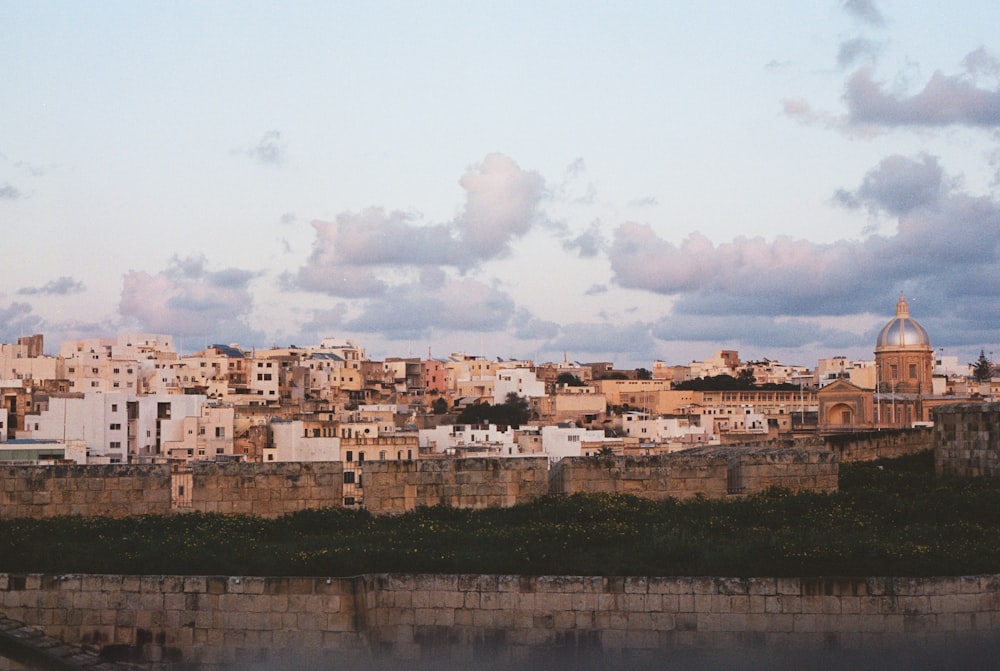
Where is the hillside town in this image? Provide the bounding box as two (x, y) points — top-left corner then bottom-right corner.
(0, 296), (991, 491)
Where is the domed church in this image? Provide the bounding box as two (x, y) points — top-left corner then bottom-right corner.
(818, 293), (940, 432)
(874, 293), (934, 394)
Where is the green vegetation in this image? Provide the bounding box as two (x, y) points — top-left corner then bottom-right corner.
(455, 392), (530, 427)
(673, 373), (798, 391)
(2, 451), (999, 577)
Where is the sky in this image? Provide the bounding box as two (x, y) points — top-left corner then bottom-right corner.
(2, 1), (1000, 369)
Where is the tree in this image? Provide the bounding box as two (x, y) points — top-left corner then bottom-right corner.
(456, 393), (531, 427)
(737, 367), (757, 388)
(972, 350), (993, 382)
(556, 372), (586, 387)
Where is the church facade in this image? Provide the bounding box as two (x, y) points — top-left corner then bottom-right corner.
(818, 294), (948, 432)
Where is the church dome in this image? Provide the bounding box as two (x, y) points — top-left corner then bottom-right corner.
(876, 293), (931, 349)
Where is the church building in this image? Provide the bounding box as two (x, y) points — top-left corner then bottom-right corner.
(818, 293), (949, 432)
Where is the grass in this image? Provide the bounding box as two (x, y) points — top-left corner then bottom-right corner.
(2, 450), (998, 577)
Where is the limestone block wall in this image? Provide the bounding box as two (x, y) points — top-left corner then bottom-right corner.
(190, 461), (344, 516)
(0, 465), (172, 518)
(734, 447), (838, 494)
(550, 454), (692, 499)
(0, 573), (366, 668)
(825, 428), (934, 462)
(934, 403), (1000, 477)
(2, 572), (999, 668)
(549, 448), (837, 500)
(362, 457), (550, 515)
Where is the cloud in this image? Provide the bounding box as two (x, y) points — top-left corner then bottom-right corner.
(340, 277), (517, 340)
(782, 98), (841, 130)
(0, 184), (21, 199)
(651, 314), (861, 351)
(962, 47), (1000, 81)
(0, 302), (43, 342)
(542, 321), (657, 357)
(844, 65), (1000, 128)
(841, 0), (885, 27)
(562, 221), (606, 258)
(242, 130), (286, 165)
(608, 153), (1000, 339)
(119, 255), (262, 340)
(510, 308), (560, 340)
(452, 153), (546, 259)
(832, 154), (946, 215)
(291, 153), (547, 296)
(837, 38), (881, 69)
(18, 276), (85, 296)
(292, 209), (454, 297)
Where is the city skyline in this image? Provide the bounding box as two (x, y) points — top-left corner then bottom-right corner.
(2, 2), (1000, 368)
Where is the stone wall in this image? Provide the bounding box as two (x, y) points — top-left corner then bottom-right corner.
(824, 427), (934, 462)
(0, 465), (172, 518)
(2, 572), (999, 669)
(934, 403), (1000, 477)
(190, 461), (343, 516)
(362, 457), (550, 514)
(549, 448), (837, 500)
(0, 462), (344, 519)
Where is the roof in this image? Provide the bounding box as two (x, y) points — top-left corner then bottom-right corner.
(209, 344), (246, 358)
(876, 294), (931, 349)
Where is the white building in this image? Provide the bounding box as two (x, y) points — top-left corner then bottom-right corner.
(493, 367), (546, 404)
(419, 423), (520, 456)
(539, 424), (617, 461)
(18, 392), (208, 463)
(265, 419), (341, 462)
(620, 411), (719, 448)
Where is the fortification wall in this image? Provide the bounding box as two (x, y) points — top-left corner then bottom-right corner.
(190, 461), (343, 516)
(824, 428), (934, 462)
(2, 572), (998, 669)
(363, 457), (550, 514)
(934, 403), (1000, 477)
(0, 465), (172, 518)
(0, 428), (942, 521)
(549, 448), (837, 500)
(0, 462), (344, 519)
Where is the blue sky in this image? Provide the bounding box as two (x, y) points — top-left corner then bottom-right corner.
(2, 1), (1000, 368)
